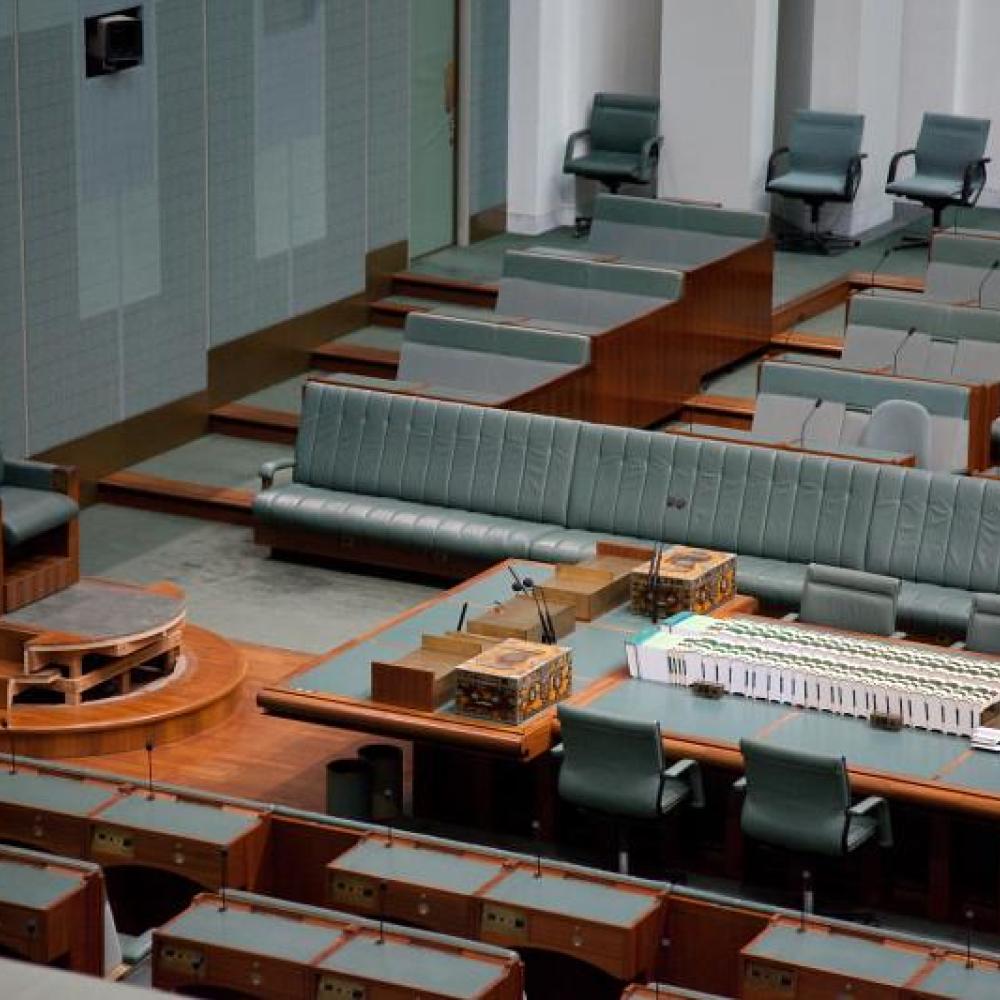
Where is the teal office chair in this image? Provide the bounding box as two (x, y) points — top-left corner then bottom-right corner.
(737, 739), (892, 858)
(766, 110), (866, 255)
(564, 93), (662, 236)
(886, 113), (991, 246)
(958, 593), (1000, 655)
(794, 563), (902, 637)
(554, 703), (703, 873)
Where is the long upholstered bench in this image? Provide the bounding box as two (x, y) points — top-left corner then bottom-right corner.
(254, 381), (1000, 636)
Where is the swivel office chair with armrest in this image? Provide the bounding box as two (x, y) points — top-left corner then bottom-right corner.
(564, 93), (662, 237)
(792, 563), (902, 638)
(554, 703), (703, 873)
(766, 110), (866, 255)
(737, 739), (892, 858)
(886, 113), (991, 247)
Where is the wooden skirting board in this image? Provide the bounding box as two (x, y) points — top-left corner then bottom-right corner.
(97, 472), (254, 526)
(208, 403), (299, 444)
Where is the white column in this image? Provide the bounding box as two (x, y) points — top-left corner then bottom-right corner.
(658, 0), (779, 211)
(808, 0), (904, 234)
(506, 0), (662, 234)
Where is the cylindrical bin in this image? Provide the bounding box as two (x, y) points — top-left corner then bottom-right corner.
(358, 743), (404, 821)
(325, 757), (372, 820)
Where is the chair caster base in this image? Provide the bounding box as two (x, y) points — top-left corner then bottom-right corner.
(894, 233), (931, 251)
(776, 231), (860, 256)
(574, 216), (592, 238)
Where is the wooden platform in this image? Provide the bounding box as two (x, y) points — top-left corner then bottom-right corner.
(2, 622), (247, 758)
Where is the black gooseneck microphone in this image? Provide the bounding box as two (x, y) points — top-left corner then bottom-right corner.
(965, 906), (975, 969)
(868, 246), (897, 294)
(977, 259), (1000, 308)
(791, 399), (823, 448)
(890, 325), (918, 375)
(218, 848), (228, 912)
(145, 740), (155, 801)
(509, 567), (554, 644)
(525, 578), (557, 644)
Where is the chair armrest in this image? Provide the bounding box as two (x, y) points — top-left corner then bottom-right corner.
(663, 758), (704, 808)
(962, 157), (991, 203)
(550, 743), (564, 761)
(733, 776), (747, 793)
(849, 795), (893, 848)
(260, 457), (295, 490)
(766, 146), (789, 184)
(640, 134), (663, 165)
(887, 148), (915, 184)
(890, 630), (907, 640)
(563, 129), (591, 171)
(845, 152), (867, 199)
(3, 458), (76, 496)
(950, 640), (966, 650)
(781, 611), (799, 622)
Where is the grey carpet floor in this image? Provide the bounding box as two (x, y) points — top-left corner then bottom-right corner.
(80, 505), (440, 654)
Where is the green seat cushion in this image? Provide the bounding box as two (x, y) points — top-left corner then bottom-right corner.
(0, 485), (78, 547)
(897, 581), (974, 635)
(734, 556), (809, 607)
(886, 175), (964, 199)
(768, 169), (848, 197)
(565, 150), (650, 181)
(255, 485), (556, 561)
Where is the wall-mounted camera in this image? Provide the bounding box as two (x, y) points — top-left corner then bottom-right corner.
(85, 6), (143, 78)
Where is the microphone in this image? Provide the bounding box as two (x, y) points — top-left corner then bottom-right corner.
(868, 246), (897, 294)
(218, 848), (228, 911)
(2, 719), (15, 775)
(455, 601), (468, 632)
(965, 906), (975, 969)
(145, 740), (155, 801)
(799, 869), (812, 932)
(890, 326), (918, 375)
(532, 819), (543, 880)
(647, 542), (664, 624)
(377, 881), (388, 945)
(977, 259), (1000, 308)
(527, 578), (557, 644)
(791, 399), (823, 448)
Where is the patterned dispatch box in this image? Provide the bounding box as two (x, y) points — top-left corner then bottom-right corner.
(629, 546), (737, 617)
(454, 638), (573, 725)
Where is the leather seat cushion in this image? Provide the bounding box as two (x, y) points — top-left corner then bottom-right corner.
(565, 151), (648, 181)
(897, 580), (974, 635)
(0, 485), (78, 548)
(254, 485), (555, 561)
(734, 555), (809, 607)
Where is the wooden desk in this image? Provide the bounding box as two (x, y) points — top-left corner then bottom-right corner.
(622, 986), (728, 999)
(0, 764), (267, 890)
(153, 892), (523, 1000)
(740, 914), (1000, 999)
(87, 790), (268, 890)
(326, 831), (666, 980)
(0, 844), (105, 973)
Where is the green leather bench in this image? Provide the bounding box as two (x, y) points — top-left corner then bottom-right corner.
(331, 313), (591, 404)
(254, 381), (1000, 635)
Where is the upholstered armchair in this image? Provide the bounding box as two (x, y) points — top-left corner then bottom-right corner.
(0, 445), (80, 612)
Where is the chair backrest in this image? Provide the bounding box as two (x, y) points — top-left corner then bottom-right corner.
(861, 399), (933, 470)
(925, 233), (1000, 306)
(739, 739), (851, 856)
(589, 93), (660, 155)
(914, 113), (990, 181)
(799, 563), (901, 636)
(396, 315), (589, 397)
(787, 110), (864, 177)
(589, 194), (768, 266)
(556, 704), (665, 819)
(965, 593), (1000, 654)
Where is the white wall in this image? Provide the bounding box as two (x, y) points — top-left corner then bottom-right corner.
(658, 0), (779, 210)
(956, 0), (1000, 202)
(507, 0), (661, 233)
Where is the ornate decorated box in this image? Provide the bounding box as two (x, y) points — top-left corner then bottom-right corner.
(629, 546), (736, 617)
(454, 639), (573, 724)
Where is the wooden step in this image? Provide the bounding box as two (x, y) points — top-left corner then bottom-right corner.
(209, 403), (299, 444)
(677, 393), (755, 430)
(769, 329), (844, 356)
(369, 299), (429, 328)
(390, 271), (499, 307)
(97, 472), (254, 526)
(309, 340), (400, 377)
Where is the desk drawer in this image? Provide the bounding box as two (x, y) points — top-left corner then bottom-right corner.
(155, 941), (310, 999)
(90, 826), (228, 888)
(0, 902), (48, 955)
(0, 804), (88, 858)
